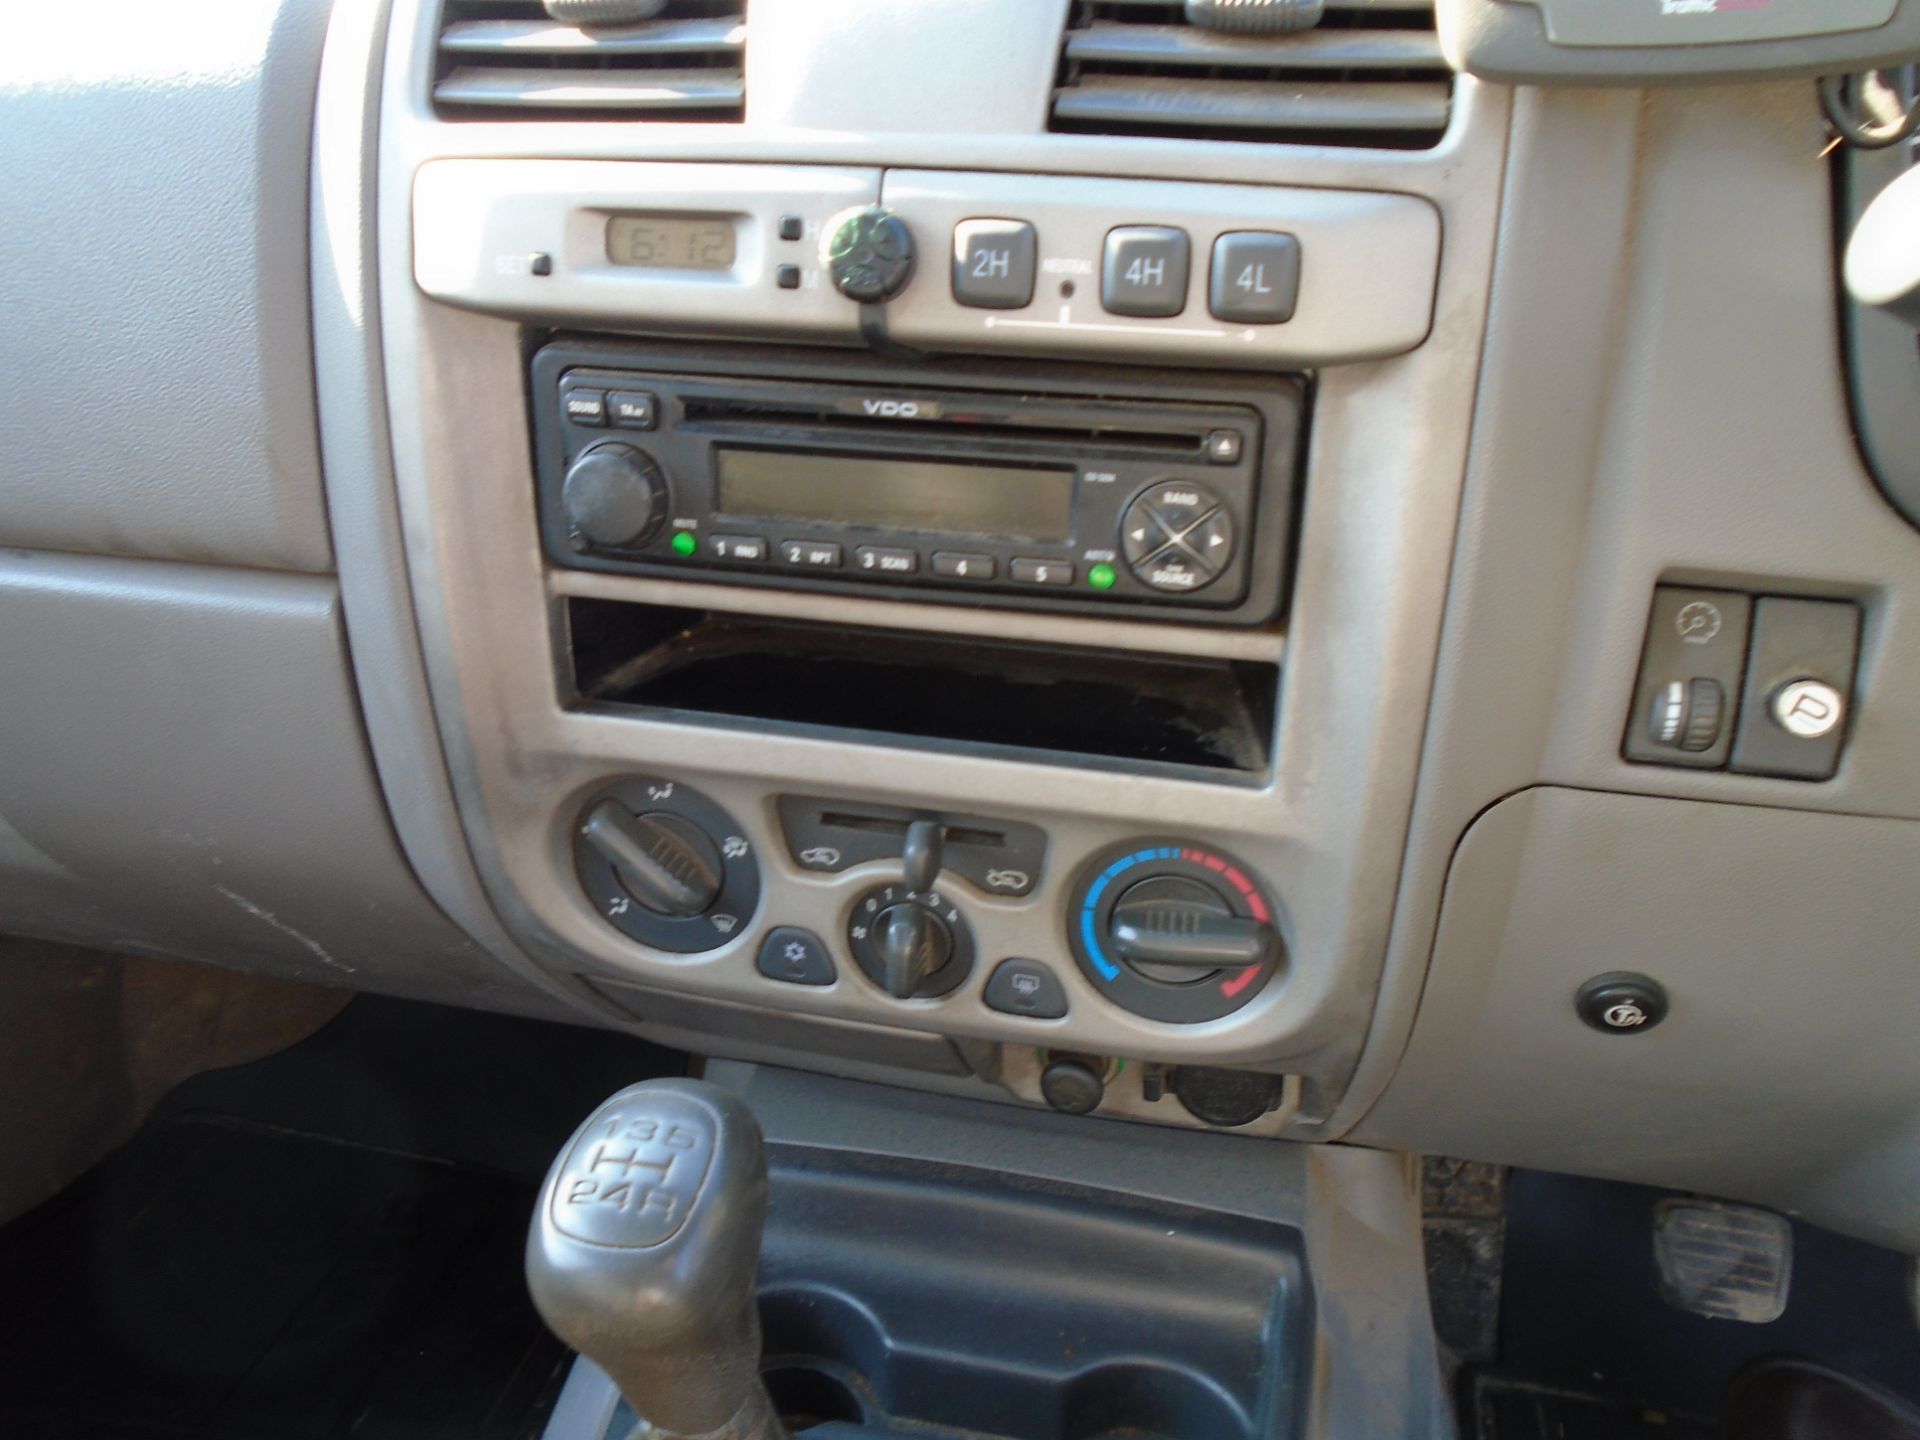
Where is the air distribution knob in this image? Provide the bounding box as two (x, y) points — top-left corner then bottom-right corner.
(822, 205), (915, 303)
(562, 443), (667, 550)
(581, 799), (724, 918)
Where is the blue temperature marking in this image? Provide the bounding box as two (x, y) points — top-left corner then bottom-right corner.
(1079, 849), (1172, 982)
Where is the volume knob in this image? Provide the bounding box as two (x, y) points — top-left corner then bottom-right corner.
(562, 443), (667, 550)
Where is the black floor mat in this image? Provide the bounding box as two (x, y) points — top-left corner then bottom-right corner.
(0, 995), (686, 1440)
(1463, 1169), (1920, 1437)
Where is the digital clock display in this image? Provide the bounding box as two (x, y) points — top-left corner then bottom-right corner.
(605, 215), (737, 271)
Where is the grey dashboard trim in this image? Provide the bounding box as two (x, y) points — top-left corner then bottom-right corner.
(311, 0), (620, 1023)
(1329, 83), (1920, 1251)
(1442, 0), (1920, 85)
(0, 0), (335, 574)
(1357, 786), (1920, 1256)
(0, 548), (555, 1017)
(369, 0), (1512, 1108)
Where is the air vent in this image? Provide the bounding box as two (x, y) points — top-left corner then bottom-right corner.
(1051, 0), (1451, 150)
(432, 0), (745, 119)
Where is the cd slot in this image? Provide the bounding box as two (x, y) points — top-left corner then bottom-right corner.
(678, 398), (1204, 456)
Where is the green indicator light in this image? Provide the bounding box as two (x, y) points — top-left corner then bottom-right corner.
(1088, 562), (1117, 591)
(670, 531), (698, 557)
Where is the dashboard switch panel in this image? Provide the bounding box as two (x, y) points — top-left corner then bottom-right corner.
(1624, 586), (1752, 770)
(1729, 597), (1861, 781)
(778, 796), (1047, 898)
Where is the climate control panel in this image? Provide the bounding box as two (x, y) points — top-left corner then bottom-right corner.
(571, 781), (1284, 1031)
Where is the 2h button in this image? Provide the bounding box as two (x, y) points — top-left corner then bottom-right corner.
(952, 219), (1036, 310)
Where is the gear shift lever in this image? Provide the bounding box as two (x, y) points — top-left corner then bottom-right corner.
(526, 1078), (786, 1440)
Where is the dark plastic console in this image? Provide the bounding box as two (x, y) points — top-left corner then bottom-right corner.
(544, 1143), (1310, 1440)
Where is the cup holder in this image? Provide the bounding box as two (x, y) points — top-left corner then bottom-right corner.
(762, 1364), (867, 1432)
(1059, 1362), (1250, 1440)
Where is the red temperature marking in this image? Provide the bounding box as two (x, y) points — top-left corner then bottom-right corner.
(1220, 965), (1262, 997)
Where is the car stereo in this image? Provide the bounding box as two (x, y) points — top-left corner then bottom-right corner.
(531, 342), (1302, 625)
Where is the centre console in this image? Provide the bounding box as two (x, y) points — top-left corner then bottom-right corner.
(341, 0), (1507, 1145)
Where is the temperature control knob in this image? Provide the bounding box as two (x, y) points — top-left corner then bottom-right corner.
(822, 205), (915, 303)
(562, 443), (668, 550)
(1068, 840), (1283, 1024)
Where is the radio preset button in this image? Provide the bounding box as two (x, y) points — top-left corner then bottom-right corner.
(607, 391), (657, 430)
(1101, 226), (1191, 319)
(932, 551), (996, 581)
(1012, 558), (1074, 587)
(856, 545), (919, 576)
(952, 219), (1037, 310)
(563, 389), (608, 426)
(782, 541), (844, 569)
(708, 534), (767, 562)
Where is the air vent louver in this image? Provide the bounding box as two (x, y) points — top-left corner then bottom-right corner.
(1051, 0), (1451, 149)
(432, 0), (745, 119)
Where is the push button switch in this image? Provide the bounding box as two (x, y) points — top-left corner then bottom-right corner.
(1101, 226), (1190, 318)
(756, 927), (836, 987)
(855, 545), (918, 576)
(1729, 597), (1861, 781)
(952, 219), (1036, 310)
(1209, 232), (1301, 325)
(984, 959), (1068, 1020)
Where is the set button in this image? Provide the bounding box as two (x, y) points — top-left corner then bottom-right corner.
(1120, 481), (1234, 593)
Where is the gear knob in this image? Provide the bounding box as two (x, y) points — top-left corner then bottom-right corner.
(526, 1078), (785, 1440)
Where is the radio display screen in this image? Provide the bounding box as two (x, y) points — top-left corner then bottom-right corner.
(714, 448), (1074, 542)
(605, 215), (736, 270)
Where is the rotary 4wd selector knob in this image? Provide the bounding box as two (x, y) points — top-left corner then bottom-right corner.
(822, 205), (915, 303)
(562, 443), (668, 550)
(1068, 839), (1284, 1023)
(573, 778), (760, 954)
